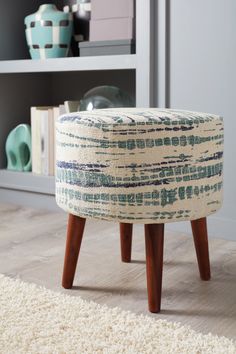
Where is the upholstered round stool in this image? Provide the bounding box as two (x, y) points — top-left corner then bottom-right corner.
(56, 108), (224, 313)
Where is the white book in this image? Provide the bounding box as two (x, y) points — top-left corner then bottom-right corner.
(31, 106), (56, 176)
(48, 108), (55, 176)
(53, 107), (60, 176)
(31, 107), (41, 175)
(64, 100), (80, 113)
(59, 104), (66, 116)
(40, 110), (50, 176)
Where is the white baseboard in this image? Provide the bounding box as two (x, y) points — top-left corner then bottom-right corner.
(0, 188), (60, 212)
(166, 215), (236, 241)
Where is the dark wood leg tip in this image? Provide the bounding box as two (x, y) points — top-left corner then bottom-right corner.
(121, 255), (131, 263)
(148, 305), (161, 313)
(62, 281), (73, 289)
(200, 272), (211, 281)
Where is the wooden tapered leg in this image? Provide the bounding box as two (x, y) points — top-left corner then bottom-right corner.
(191, 217), (211, 281)
(62, 214), (86, 289)
(120, 223), (133, 263)
(145, 224), (164, 313)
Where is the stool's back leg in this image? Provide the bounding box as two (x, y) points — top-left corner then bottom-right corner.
(62, 214), (86, 289)
(120, 223), (133, 263)
(145, 224), (164, 313)
(191, 217), (211, 281)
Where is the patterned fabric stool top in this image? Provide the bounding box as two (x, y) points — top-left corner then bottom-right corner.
(56, 108), (224, 223)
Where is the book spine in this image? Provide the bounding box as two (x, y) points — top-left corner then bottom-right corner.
(31, 107), (41, 174)
(64, 100), (80, 113)
(53, 107), (60, 176)
(40, 110), (49, 176)
(48, 108), (55, 176)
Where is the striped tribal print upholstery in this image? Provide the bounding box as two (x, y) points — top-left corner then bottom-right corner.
(55, 108), (224, 223)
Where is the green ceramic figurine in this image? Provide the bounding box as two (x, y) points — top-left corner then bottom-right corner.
(5, 124), (32, 172)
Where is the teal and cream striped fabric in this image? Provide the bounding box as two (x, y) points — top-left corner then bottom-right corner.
(55, 108), (223, 223)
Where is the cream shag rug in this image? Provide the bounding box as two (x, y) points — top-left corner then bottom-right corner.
(0, 275), (235, 354)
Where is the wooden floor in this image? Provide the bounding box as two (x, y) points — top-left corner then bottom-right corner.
(0, 203), (235, 339)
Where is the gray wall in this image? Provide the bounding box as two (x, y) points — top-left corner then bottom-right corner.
(0, 74), (52, 168)
(158, 0), (236, 240)
(0, 0), (61, 60)
(51, 71), (135, 105)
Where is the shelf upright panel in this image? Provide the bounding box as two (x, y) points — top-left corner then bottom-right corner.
(156, 0), (169, 108)
(136, 0), (156, 107)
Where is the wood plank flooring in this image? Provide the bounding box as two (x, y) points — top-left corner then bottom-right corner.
(0, 203), (235, 339)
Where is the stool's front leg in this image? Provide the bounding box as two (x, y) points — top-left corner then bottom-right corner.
(145, 224), (164, 313)
(62, 214), (86, 289)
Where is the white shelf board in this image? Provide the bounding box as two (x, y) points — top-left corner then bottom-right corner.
(0, 55), (137, 74)
(0, 170), (55, 195)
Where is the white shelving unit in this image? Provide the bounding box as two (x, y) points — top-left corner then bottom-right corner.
(0, 0), (156, 208)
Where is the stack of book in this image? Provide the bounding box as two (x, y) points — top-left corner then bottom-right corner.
(31, 101), (80, 176)
(90, 0), (134, 41)
(79, 0), (135, 56)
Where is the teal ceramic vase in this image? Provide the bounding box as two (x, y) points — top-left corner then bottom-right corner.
(25, 4), (73, 59)
(5, 124), (32, 172)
